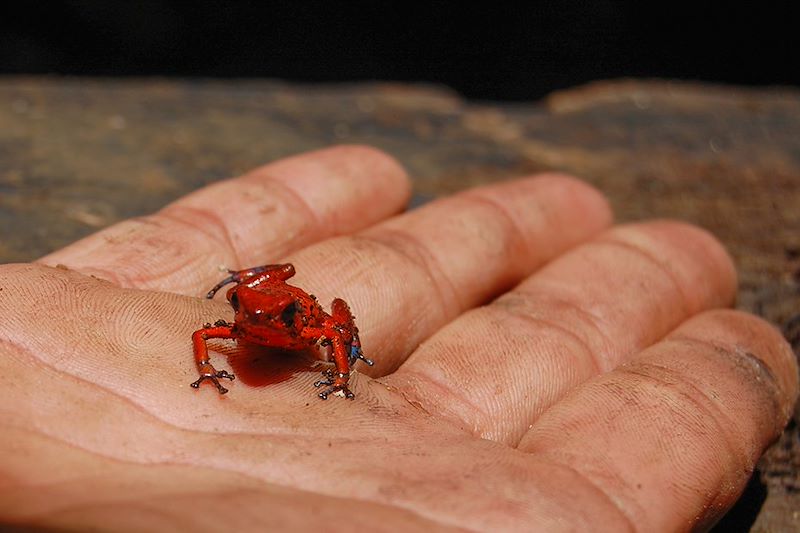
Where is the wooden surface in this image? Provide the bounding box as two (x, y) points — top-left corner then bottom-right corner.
(1, 77), (798, 531)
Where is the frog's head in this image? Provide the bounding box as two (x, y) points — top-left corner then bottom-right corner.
(230, 286), (299, 332)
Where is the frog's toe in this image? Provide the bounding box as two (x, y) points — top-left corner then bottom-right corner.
(191, 369), (235, 394)
(313, 368), (359, 399)
(316, 383), (355, 400)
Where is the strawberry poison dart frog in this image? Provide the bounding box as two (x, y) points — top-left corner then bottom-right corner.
(190, 264), (373, 399)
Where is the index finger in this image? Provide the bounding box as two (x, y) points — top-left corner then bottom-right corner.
(39, 145), (410, 295)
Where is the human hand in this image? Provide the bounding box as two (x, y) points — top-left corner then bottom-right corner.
(2, 146), (796, 531)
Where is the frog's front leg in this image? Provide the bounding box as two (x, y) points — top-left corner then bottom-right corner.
(190, 324), (236, 394)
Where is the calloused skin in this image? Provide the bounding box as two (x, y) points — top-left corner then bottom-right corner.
(0, 146), (797, 532)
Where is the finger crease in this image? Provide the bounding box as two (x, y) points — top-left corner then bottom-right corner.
(531, 458), (638, 533)
(360, 229), (461, 315)
(462, 192), (534, 272)
(504, 290), (618, 372)
(154, 207), (242, 268)
(396, 368), (492, 435)
(615, 361), (754, 479)
(594, 237), (693, 316)
(258, 176), (324, 239)
(490, 302), (603, 376)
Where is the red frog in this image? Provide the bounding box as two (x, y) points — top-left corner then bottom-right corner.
(190, 263), (373, 399)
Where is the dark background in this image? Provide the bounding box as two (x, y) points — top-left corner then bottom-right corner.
(1, 1), (798, 101)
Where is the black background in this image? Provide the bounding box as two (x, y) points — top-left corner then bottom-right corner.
(1, 2), (798, 101)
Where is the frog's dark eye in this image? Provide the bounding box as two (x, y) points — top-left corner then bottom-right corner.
(229, 292), (240, 311)
(281, 301), (298, 327)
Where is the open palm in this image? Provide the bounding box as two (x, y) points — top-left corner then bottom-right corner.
(1, 146), (796, 531)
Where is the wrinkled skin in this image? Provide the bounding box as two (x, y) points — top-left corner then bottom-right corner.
(1, 146), (796, 532)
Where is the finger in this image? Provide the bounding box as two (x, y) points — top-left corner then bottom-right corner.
(517, 310), (799, 531)
(286, 174), (613, 374)
(38, 145), (410, 295)
(385, 221), (737, 443)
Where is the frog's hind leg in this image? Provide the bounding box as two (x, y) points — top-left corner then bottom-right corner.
(205, 264), (296, 299)
(311, 330), (355, 400)
(309, 298), (374, 400)
(330, 298), (373, 368)
(190, 324), (237, 394)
